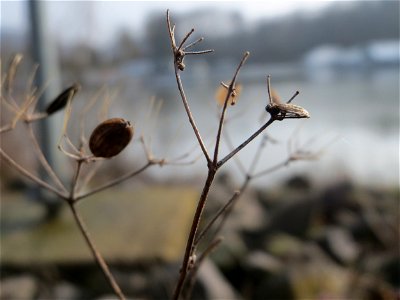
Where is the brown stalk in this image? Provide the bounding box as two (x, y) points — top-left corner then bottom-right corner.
(68, 201), (126, 300)
(173, 169), (216, 300)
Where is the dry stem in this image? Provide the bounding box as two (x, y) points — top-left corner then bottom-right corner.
(68, 202), (126, 300)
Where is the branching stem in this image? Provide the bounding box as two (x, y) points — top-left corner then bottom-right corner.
(217, 118), (275, 168)
(172, 169), (216, 300)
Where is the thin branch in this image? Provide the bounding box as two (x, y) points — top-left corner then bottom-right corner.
(76, 161), (103, 194)
(167, 9), (212, 163)
(197, 237), (224, 266)
(185, 50), (214, 55)
(70, 160), (83, 199)
(74, 162), (153, 202)
(267, 75), (273, 104)
(0, 124), (14, 134)
(178, 28), (195, 51)
(213, 52), (250, 164)
(140, 135), (154, 161)
(173, 65), (211, 163)
(1, 95), (19, 114)
(68, 202), (126, 300)
(27, 124), (67, 193)
(167, 10), (177, 49)
(183, 37), (204, 50)
(223, 129), (247, 175)
(0, 148), (67, 199)
(247, 134), (269, 176)
(5, 54), (23, 109)
(26, 112), (48, 122)
(287, 90), (300, 104)
(209, 180), (250, 244)
(6, 93), (37, 131)
(194, 191), (240, 246)
(217, 117), (275, 168)
(252, 160), (290, 179)
(0, 111), (48, 134)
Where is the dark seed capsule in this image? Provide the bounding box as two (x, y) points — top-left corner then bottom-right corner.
(45, 83), (80, 115)
(89, 118), (134, 158)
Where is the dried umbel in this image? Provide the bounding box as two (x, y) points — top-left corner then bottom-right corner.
(89, 118), (134, 158)
(45, 84), (80, 115)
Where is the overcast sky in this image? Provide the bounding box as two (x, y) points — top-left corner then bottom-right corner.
(2, 1), (334, 47)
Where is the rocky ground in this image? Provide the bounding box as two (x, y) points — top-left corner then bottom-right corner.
(1, 175), (399, 300)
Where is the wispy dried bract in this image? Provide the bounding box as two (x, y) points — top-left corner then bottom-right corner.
(215, 82), (242, 106)
(5, 53), (23, 94)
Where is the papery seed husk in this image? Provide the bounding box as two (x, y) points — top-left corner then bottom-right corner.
(277, 103), (310, 118)
(215, 84), (242, 106)
(45, 83), (80, 115)
(266, 103), (310, 119)
(89, 118), (134, 158)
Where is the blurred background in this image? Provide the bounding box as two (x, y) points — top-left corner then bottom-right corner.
(1, 1), (399, 300)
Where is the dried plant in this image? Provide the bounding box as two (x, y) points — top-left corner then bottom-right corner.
(0, 53), (197, 300)
(165, 10), (312, 299)
(0, 9), (319, 300)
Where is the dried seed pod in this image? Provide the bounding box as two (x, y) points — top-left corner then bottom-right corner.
(266, 75), (310, 120)
(45, 83), (80, 115)
(266, 102), (310, 120)
(89, 118), (134, 158)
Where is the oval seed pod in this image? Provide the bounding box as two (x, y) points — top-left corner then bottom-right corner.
(45, 83), (80, 115)
(89, 118), (134, 158)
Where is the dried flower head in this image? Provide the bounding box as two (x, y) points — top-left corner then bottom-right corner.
(265, 76), (310, 120)
(89, 118), (134, 158)
(215, 82), (242, 106)
(46, 84), (80, 115)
